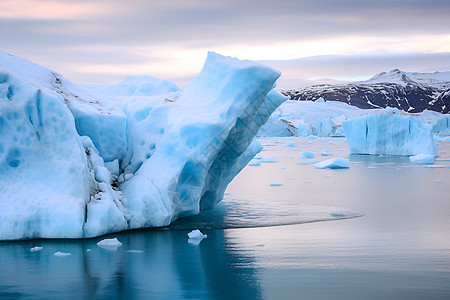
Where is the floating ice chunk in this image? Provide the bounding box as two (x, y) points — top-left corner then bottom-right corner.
(409, 154), (435, 164)
(296, 160), (310, 165)
(30, 246), (43, 252)
(284, 141), (296, 147)
(97, 238), (123, 250)
(424, 165), (445, 168)
(54, 251), (71, 257)
(260, 157), (279, 163)
(248, 159), (261, 166)
(187, 229), (207, 242)
(321, 151), (333, 156)
(304, 180), (313, 183)
(313, 158), (350, 169)
(269, 183), (283, 186)
(86, 249), (92, 252)
(330, 210), (361, 218)
(126, 250), (144, 253)
(434, 180), (442, 183)
(300, 151), (315, 158)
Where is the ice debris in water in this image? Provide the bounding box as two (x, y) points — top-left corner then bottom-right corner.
(284, 141), (296, 147)
(313, 158), (350, 169)
(248, 159), (261, 166)
(409, 154), (435, 164)
(321, 151), (333, 156)
(270, 183), (283, 186)
(260, 157), (279, 163)
(54, 251), (71, 257)
(30, 246), (43, 252)
(187, 230), (207, 245)
(330, 211), (350, 217)
(300, 151), (315, 158)
(97, 238), (123, 250)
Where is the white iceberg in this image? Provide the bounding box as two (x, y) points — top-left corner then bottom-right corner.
(0, 50), (287, 240)
(343, 112), (438, 156)
(313, 158), (350, 169)
(97, 238), (123, 250)
(187, 229), (207, 241)
(409, 154), (435, 164)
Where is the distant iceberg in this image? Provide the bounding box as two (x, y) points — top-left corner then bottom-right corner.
(0, 50), (287, 240)
(343, 112), (438, 156)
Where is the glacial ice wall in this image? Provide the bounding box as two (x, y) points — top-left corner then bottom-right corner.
(342, 112), (438, 156)
(0, 51), (287, 240)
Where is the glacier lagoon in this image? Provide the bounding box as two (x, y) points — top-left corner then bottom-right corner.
(1, 136), (449, 299)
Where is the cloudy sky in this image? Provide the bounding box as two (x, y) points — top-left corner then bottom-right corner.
(1, 0), (449, 89)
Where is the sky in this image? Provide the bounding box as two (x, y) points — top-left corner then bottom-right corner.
(1, 0), (450, 89)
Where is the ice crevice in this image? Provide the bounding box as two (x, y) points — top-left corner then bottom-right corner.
(0, 50), (287, 240)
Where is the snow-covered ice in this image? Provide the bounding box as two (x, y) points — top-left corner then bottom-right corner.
(0, 50), (286, 240)
(409, 154), (435, 164)
(30, 246), (43, 252)
(343, 112), (438, 156)
(313, 158), (350, 169)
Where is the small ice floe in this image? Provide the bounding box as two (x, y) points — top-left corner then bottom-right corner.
(313, 158), (350, 169)
(269, 183), (283, 186)
(424, 165), (445, 168)
(126, 250), (144, 253)
(284, 141), (296, 147)
(368, 166), (378, 169)
(188, 229), (207, 245)
(321, 151), (333, 156)
(307, 136), (318, 140)
(97, 238), (123, 250)
(260, 157), (278, 163)
(86, 249), (92, 252)
(54, 251), (71, 257)
(300, 151), (315, 159)
(248, 159), (261, 166)
(30, 246), (43, 252)
(304, 180), (313, 183)
(409, 154), (435, 164)
(329, 211), (350, 217)
(434, 180), (442, 183)
(296, 160), (310, 165)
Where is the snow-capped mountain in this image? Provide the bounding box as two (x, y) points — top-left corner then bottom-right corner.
(282, 69), (450, 113)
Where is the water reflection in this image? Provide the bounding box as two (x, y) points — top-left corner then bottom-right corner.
(0, 230), (261, 299)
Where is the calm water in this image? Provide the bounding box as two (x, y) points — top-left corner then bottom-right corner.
(1, 137), (449, 299)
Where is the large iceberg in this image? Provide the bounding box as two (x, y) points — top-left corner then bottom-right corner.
(0, 51), (287, 240)
(342, 112), (438, 156)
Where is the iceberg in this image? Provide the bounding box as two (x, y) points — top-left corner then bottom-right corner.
(343, 112), (438, 156)
(0, 51), (287, 240)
